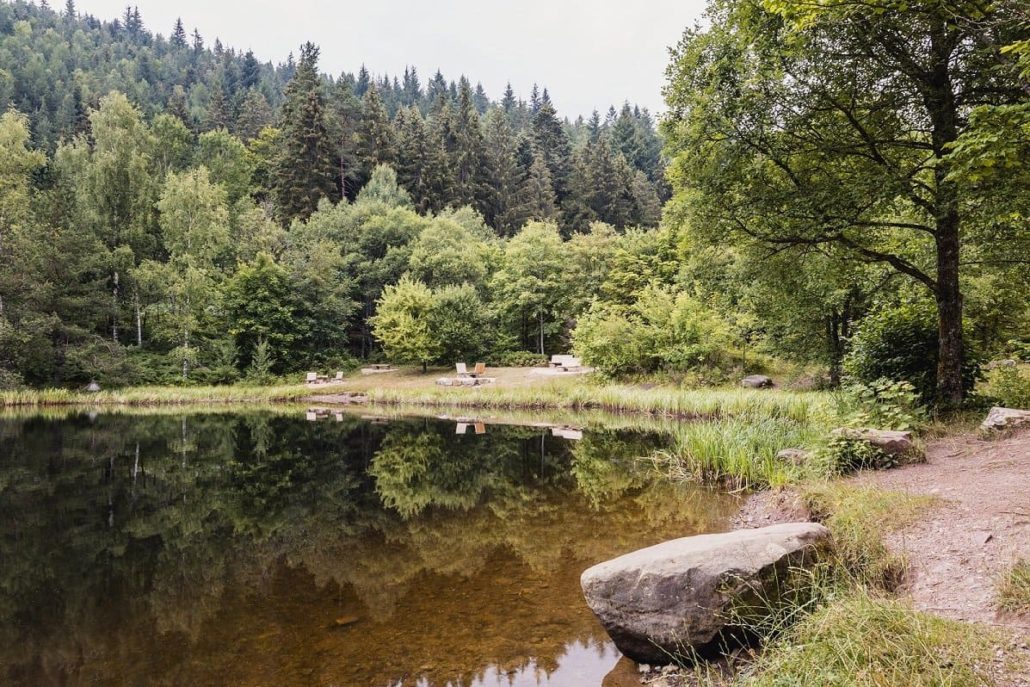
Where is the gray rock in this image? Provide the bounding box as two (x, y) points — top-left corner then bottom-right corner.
(981, 407), (1030, 433)
(741, 375), (773, 389)
(776, 448), (810, 465)
(831, 428), (914, 456)
(580, 522), (832, 664)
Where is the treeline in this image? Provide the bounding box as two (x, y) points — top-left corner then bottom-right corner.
(0, 1), (667, 233)
(0, 96), (675, 388)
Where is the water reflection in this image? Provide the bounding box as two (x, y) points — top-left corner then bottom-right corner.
(0, 411), (739, 686)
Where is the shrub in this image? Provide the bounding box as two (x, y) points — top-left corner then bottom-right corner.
(979, 364), (1030, 408)
(836, 378), (926, 431)
(844, 302), (978, 402)
(486, 351), (549, 367)
(573, 285), (731, 377)
(0, 368), (24, 390)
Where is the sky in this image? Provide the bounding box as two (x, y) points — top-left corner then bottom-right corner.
(75, 0), (708, 119)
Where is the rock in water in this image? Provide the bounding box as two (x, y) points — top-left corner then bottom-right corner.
(741, 375), (773, 388)
(831, 428), (914, 456)
(580, 523), (831, 664)
(981, 407), (1030, 433)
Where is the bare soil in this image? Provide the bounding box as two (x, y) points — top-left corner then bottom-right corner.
(851, 429), (1030, 635)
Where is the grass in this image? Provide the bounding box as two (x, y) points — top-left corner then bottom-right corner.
(799, 483), (939, 587)
(998, 560), (1030, 614)
(678, 484), (1011, 687)
(691, 588), (1003, 687)
(650, 417), (825, 489)
(366, 381), (833, 424)
(0, 382), (351, 408)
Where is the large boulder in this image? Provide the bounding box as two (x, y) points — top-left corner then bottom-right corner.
(831, 428), (914, 456)
(741, 375), (773, 388)
(981, 407), (1030, 433)
(580, 523), (832, 664)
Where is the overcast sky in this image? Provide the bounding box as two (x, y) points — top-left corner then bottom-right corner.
(75, 0), (708, 119)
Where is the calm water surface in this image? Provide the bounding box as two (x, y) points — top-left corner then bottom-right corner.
(0, 410), (739, 686)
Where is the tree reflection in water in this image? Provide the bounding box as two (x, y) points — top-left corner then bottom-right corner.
(0, 411), (739, 686)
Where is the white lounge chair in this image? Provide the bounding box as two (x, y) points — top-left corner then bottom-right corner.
(456, 362), (470, 378)
(305, 372), (319, 384)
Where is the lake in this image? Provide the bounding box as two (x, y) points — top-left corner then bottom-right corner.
(0, 409), (740, 686)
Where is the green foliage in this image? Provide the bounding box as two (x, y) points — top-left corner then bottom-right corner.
(573, 286), (732, 377)
(843, 302), (977, 402)
(245, 338), (276, 384)
(979, 364), (1030, 409)
(370, 277), (441, 369)
(836, 379), (926, 432)
(484, 351), (549, 367)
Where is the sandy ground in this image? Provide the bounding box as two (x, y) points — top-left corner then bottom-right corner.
(333, 365), (588, 391)
(851, 429), (1030, 634)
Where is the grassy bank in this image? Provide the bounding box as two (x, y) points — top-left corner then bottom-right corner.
(680, 484), (1022, 686)
(366, 382), (832, 424)
(0, 382), (349, 408)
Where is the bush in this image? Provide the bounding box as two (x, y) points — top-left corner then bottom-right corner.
(573, 285), (731, 377)
(844, 302), (979, 402)
(979, 364), (1030, 408)
(836, 378), (926, 431)
(0, 368), (24, 390)
(486, 351), (549, 367)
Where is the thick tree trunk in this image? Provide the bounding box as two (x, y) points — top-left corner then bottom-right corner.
(935, 219), (963, 406)
(926, 20), (964, 406)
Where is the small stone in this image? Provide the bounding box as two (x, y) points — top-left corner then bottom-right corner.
(334, 615), (359, 627)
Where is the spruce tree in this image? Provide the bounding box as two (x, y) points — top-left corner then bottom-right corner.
(450, 79), (490, 214)
(483, 109), (523, 235)
(396, 106), (449, 213)
(240, 50), (261, 90)
(530, 98), (572, 204)
(524, 150), (557, 221)
(235, 88), (273, 141)
(501, 83), (516, 113)
(273, 42), (336, 223)
(171, 18), (187, 48)
(356, 84), (396, 182)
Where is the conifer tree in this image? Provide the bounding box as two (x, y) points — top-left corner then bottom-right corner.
(530, 98), (571, 204)
(356, 84), (396, 181)
(450, 79), (490, 214)
(483, 109), (524, 235)
(235, 89), (273, 141)
(501, 83), (516, 113)
(240, 50), (261, 90)
(64, 0), (75, 19)
(171, 18), (187, 48)
(205, 79), (232, 131)
(524, 151), (557, 221)
(273, 42), (335, 223)
(166, 85), (192, 128)
(396, 106), (450, 213)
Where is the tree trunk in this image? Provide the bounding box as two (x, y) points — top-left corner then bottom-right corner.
(538, 311), (545, 355)
(926, 20), (964, 406)
(112, 270), (120, 343)
(935, 220), (963, 406)
(134, 291), (143, 347)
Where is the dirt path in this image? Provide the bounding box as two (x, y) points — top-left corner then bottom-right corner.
(850, 429), (1030, 635)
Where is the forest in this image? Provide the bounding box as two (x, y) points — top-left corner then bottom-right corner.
(0, 0), (1027, 408)
(0, 0), (671, 389)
